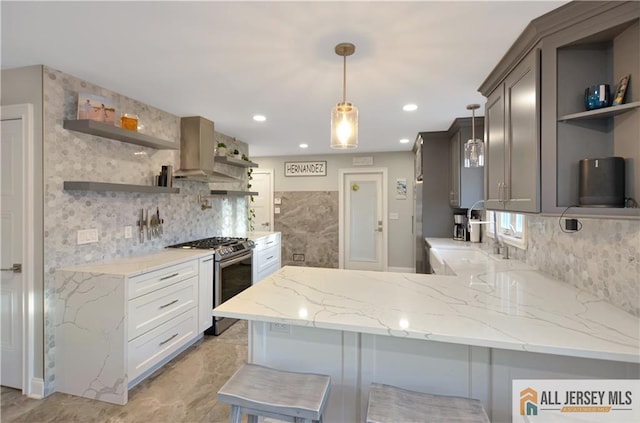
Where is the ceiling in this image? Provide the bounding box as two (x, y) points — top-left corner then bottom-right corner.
(1, 1), (565, 157)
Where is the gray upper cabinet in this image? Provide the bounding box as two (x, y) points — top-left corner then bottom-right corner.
(483, 49), (540, 213)
(480, 1), (640, 218)
(540, 2), (640, 218)
(448, 118), (484, 209)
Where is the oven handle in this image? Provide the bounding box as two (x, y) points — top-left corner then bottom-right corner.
(219, 251), (252, 268)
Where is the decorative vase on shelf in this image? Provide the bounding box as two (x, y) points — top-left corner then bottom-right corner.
(216, 146), (227, 156)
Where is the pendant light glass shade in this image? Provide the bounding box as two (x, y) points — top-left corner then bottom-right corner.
(331, 43), (358, 149)
(331, 101), (358, 149)
(463, 104), (484, 168)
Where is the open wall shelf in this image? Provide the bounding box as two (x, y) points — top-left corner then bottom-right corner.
(63, 119), (178, 150)
(215, 156), (259, 168)
(558, 101), (640, 122)
(209, 190), (258, 196)
(64, 181), (180, 194)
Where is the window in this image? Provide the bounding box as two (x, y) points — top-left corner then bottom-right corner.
(486, 211), (527, 249)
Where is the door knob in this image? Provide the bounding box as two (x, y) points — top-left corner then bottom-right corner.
(1, 263), (22, 273)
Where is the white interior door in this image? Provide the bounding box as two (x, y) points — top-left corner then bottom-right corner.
(1, 117), (24, 389)
(251, 169), (274, 231)
(340, 169), (387, 271)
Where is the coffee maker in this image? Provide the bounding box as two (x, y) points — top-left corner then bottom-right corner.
(453, 213), (467, 241)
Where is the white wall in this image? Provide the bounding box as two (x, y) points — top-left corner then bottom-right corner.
(253, 152), (415, 270)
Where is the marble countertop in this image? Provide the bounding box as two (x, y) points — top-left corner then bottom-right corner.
(215, 247), (640, 363)
(59, 249), (213, 277)
(425, 237), (481, 250)
(245, 231), (280, 241)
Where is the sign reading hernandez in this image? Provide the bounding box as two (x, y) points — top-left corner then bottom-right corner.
(284, 161), (327, 177)
(513, 379), (640, 422)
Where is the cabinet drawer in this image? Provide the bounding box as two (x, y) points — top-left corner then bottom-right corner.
(128, 276), (197, 341)
(128, 259), (198, 299)
(128, 308), (198, 382)
(256, 244), (280, 273)
(254, 233), (280, 251)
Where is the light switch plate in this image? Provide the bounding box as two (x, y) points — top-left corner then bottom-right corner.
(274, 197), (282, 205)
(124, 226), (133, 239)
(77, 228), (99, 245)
(274, 207), (281, 214)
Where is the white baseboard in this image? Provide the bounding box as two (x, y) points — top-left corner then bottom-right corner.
(28, 377), (45, 399)
(386, 266), (414, 273)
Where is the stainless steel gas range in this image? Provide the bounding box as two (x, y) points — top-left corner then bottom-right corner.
(167, 236), (254, 335)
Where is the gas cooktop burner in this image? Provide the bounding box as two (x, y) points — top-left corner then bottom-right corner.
(168, 237), (246, 250)
(166, 236), (255, 260)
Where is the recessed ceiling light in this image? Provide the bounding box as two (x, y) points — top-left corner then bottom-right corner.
(402, 104), (418, 112)
(299, 143), (309, 149)
(253, 115), (266, 122)
(399, 138), (410, 144)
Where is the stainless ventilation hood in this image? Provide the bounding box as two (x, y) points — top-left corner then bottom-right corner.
(174, 116), (239, 182)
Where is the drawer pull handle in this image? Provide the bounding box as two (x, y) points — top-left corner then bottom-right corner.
(266, 256), (274, 260)
(202, 258), (214, 263)
(160, 272), (179, 281)
(266, 241), (274, 245)
(159, 333), (179, 346)
(159, 299), (179, 309)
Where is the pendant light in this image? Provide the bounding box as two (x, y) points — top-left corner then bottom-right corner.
(464, 104), (484, 168)
(331, 42), (358, 149)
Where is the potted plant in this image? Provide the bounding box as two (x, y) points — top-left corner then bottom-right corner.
(216, 142), (227, 156)
(233, 149), (241, 159)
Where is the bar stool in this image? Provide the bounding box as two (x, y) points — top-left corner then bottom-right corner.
(217, 363), (331, 423)
(366, 383), (490, 423)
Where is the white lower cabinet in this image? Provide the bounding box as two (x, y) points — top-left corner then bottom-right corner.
(251, 232), (281, 284)
(198, 255), (214, 333)
(54, 252), (213, 404)
(128, 307), (198, 381)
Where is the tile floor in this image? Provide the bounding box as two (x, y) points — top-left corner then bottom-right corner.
(1, 320), (248, 423)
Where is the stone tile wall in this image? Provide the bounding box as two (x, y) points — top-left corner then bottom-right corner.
(482, 214), (639, 316)
(274, 191), (339, 268)
(42, 66), (248, 394)
(525, 215), (639, 317)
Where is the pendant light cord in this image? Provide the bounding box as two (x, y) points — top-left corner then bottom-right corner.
(471, 108), (476, 141)
(342, 54), (347, 102)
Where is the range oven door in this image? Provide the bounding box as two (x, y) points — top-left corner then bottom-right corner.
(212, 250), (253, 335)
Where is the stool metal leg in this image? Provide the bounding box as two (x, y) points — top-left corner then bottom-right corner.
(228, 405), (242, 423)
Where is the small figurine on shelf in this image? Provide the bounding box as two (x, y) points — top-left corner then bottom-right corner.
(216, 142), (227, 156)
(233, 149), (241, 159)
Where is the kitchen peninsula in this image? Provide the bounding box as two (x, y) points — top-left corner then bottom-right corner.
(214, 254), (640, 422)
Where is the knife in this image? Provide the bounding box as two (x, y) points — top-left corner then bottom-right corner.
(146, 209), (151, 240)
(157, 207), (163, 236)
(139, 208), (144, 243)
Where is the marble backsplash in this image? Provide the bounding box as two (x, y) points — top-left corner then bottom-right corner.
(273, 191), (339, 268)
(42, 66), (248, 394)
(526, 215), (639, 317)
(482, 215), (639, 317)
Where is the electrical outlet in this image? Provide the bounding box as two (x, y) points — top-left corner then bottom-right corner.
(274, 207), (281, 214)
(124, 226), (133, 239)
(77, 228), (99, 245)
(269, 322), (290, 333)
(293, 254), (305, 262)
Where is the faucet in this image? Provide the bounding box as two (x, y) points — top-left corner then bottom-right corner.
(467, 199), (485, 233)
(492, 211), (509, 259)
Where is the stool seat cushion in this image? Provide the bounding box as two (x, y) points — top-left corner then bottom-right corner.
(218, 364), (331, 421)
(367, 383), (490, 423)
